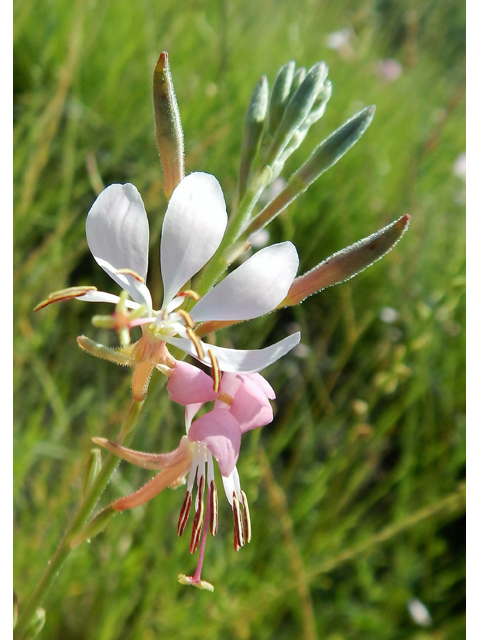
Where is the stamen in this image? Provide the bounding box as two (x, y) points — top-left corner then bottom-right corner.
(208, 349), (221, 393)
(190, 475), (205, 553)
(232, 492), (245, 551)
(241, 490), (252, 543)
(178, 289), (201, 302)
(116, 268), (145, 283)
(186, 328), (205, 360)
(34, 286), (98, 311)
(209, 481), (218, 536)
(176, 308), (195, 329)
(177, 491), (192, 537)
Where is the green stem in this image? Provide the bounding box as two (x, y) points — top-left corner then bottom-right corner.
(195, 185), (262, 298)
(14, 400), (144, 640)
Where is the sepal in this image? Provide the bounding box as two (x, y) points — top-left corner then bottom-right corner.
(77, 336), (137, 366)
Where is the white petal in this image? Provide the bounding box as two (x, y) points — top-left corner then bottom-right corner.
(166, 332), (301, 373)
(78, 290), (141, 309)
(222, 467), (242, 504)
(86, 184), (150, 305)
(161, 173), (227, 306)
(190, 242), (299, 323)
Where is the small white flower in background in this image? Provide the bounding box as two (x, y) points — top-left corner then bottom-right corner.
(407, 597), (432, 627)
(326, 28), (352, 50)
(380, 307), (400, 323)
(453, 152), (466, 180)
(248, 228), (270, 249)
(376, 59), (403, 82)
(326, 28), (356, 60)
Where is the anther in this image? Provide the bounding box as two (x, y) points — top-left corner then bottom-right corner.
(177, 491), (192, 537)
(232, 492), (245, 551)
(190, 502), (204, 553)
(34, 285), (98, 311)
(178, 289), (201, 302)
(241, 490), (252, 543)
(208, 350), (221, 393)
(189, 475), (205, 553)
(186, 328), (205, 359)
(209, 481), (219, 536)
(116, 268), (145, 283)
(176, 309), (195, 328)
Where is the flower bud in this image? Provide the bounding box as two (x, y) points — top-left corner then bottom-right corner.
(153, 52), (184, 199)
(264, 62), (328, 167)
(290, 66), (306, 94)
(238, 76), (269, 200)
(249, 105), (375, 233)
(281, 214), (410, 306)
(267, 61), (295, 136)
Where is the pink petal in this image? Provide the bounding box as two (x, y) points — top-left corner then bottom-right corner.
(229, 376), (273, 432)
(166, 361), (218, 405)
(247, 372), (276, 399)
(188, 409), (241, 477)
(185, 403), (203, 430)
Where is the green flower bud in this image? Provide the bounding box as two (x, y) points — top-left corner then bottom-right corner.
(264, 62), (328, 167)
(267, 61), (296, 136)
(238, 76), (269, 200)
(249, 105), (375, 233)
(153, 52), (184, 199)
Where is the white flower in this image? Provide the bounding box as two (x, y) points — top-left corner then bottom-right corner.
(40, 172), (300, 376)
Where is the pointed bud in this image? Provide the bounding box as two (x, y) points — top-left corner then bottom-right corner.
(238, 76), (269, 200)
(295, 104), (375, 186)
(68, 505), (116, 549)
(267, 61), (296, 136)
(281, 215), (410, 306)
(153, 52), (184, 199)
(290, 66), (306, 94)
(249, 105), (375, 233)
(81, 448), (102, 502)
(264, 62), (328, 167)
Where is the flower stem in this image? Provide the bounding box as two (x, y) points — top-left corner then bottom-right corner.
(195, 185), (262, 298)
(13, 399), (144, 640)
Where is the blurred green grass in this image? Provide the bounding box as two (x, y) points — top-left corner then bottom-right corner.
(14, 0), (465, 638)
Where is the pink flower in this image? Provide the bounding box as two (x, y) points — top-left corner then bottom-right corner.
(93, 362), (276, 591)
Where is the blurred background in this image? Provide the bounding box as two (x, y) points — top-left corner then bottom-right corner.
(13, 0), (465, 638)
